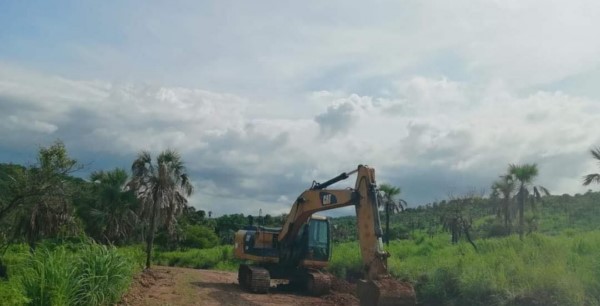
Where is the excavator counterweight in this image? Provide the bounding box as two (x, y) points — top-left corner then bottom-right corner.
(233, 165), (416, 306)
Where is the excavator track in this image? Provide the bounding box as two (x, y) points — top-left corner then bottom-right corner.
(238, 264), (270, 293)
(305, 271), (332, 296)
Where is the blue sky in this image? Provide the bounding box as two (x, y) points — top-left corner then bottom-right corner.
(1, 0), (600, 216)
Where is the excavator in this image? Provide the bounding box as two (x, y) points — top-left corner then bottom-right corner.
(233, 165), (416, 306)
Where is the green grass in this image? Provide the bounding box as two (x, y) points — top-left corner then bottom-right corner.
(331, 231), (600, 306)
(0, 242), (144, 306)
(135, 230), (600, 305)
(154, 245), (239, 271)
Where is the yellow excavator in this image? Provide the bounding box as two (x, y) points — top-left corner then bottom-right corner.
(233, 165), (416, 306)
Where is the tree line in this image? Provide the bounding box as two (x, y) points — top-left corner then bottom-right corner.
(0, 141), (277, 269)
(2, 141), (600, 267)
(334, 147), (600, 245)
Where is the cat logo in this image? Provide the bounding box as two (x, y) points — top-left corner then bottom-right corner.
(319, 192), (337, 205)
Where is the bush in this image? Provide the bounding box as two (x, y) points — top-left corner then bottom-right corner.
(181, 225), (219, 249)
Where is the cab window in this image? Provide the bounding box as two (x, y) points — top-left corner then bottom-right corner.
(307, 219), (330, 261)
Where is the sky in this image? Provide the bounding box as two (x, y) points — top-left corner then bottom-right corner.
(1, 0), (600, 217)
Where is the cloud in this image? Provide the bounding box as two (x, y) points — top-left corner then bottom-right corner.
(2, 1), (600, 216)
(3, 64), (600, 217)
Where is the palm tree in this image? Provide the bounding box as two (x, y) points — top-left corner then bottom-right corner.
(583, 147), (600, 186)
(128, 150), (193, 269)
(378, 184), (407, 246)
(508, 164), (549, 239)
(491, 175), (516, 233)
(86, 169), (138, 244)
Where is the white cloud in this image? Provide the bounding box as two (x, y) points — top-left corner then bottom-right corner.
(3, 65), (600, 216)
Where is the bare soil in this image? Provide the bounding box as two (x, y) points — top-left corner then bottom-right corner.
(120, 266), (359, 306)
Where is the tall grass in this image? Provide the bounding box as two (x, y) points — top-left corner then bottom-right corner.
(0, 242), (144, 306)
(331, 231), (600, 306)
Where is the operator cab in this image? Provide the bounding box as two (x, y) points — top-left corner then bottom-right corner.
(301, 215), (331, 261)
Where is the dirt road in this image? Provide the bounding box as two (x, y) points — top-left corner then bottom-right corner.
(120, 266), (359, 306)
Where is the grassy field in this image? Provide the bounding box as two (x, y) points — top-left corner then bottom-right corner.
(330, 231), (600, 306)
(154, 230), (600, 306)
(0, 242), (144, 306)
(5, 230), (596, 305)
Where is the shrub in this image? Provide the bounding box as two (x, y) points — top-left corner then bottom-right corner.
(181, 225), (219, 249)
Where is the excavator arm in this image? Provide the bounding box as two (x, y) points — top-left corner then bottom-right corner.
(278, 166), (388, 278)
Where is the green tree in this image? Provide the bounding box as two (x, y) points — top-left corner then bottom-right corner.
(583, 147), (600, 186)
(215, 214), (248, 244)
(181, 224), (219, 249)
(81, 168), (138, 244)
(378, 184), (407, 246)
(491, 175), (516, 233)
(6, 141), (83, 250)
(128, 150), (193, 269)
(509, 163), (549, 239)
(0, 141), (81, 226)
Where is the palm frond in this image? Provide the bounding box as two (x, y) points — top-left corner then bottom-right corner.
(509, 163), (539, 183)
(397, 199), (407, 212)
(583, 173), (600, 186)
(533, 186), (550, 200)
(591, 147), (600, 162)
(131, 151), (152, 177)
(379, 184), (401, 199)
(90, 170), (106, 183)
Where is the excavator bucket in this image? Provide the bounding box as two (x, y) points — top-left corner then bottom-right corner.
(357, 277), (416, 306)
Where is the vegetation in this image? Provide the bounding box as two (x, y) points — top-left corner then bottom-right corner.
(378, 184), (407, 246)
(78, 169), (138, 245)
(128, 150), (194, 268)
(583, 147), (600, 186)
(154, 245), (237, 271)
(0, 141), (83, 250)
(0, 241), (144, 306)
(330, 231), (600, 306)
(508, 164), (549, 239)
(151, 224), (600, 305)
(3, 140), (600, 305)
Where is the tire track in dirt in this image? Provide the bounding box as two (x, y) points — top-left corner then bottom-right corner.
(120, 266), (359, 306)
